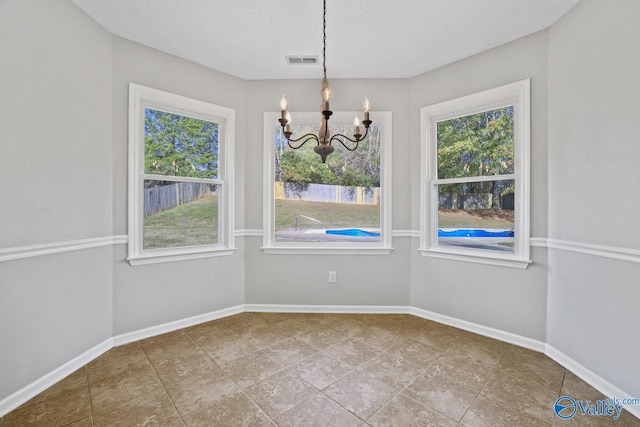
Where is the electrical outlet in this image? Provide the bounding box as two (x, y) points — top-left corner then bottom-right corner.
(328, 271), (337, 283)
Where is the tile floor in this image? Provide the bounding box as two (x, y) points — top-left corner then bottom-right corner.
(2, 313), (639, 426)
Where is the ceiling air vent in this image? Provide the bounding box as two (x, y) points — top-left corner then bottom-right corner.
(286, 56), (318, 65)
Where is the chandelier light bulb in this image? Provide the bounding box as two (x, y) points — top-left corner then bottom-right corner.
(354, 116), (360, 126)
(280, 94), (288, 112)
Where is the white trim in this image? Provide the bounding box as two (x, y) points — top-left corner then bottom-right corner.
(127, 248), (236, 266)
(0, 235), (127, 263)
(418, 248), (532, 269)
(419, 79), (531, 268)
(113, 305), (244, 345)
(244, 304), (409, 314)
(544, 238), (640, 264)
(409, 306), (546, 352)
(262, 111), (393, 253)
(127, 83), (235, 265)
(0, 338), (113, 418)
(261, 247), (393, 255)
(545, 345), (640, 419)
(234, 229), (263, 237)
(392, 229), (420, 238)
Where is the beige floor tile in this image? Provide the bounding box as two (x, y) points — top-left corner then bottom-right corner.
(386, 337), (443, 367)
(498, 346), (565, 393)
(140, 331), (202, 364)
(214, 312), (273, 334)
(92, 389), (182, 426)
(245, 370), (318, 418)
(368, 393), (457, 427)
(263, 337), (319, 367)
(181, 392), (271, 427)
(87, 342), (151, 384)
(89, 364), (162, 413)
(403, 360), (488, 422)
(63, 417), (93, 427)
(461, 391), (551, 427)
(351, 326), (402, 351)
(153, 350), (223, 385)
(163, 372), (240, 416)
(358, 353), (424, 391)
(296, 327), (352, 350)
(325, 337), (382, 367)
(33, 368), (89, 403)
(410, 322), (467, 351)
(275, 392), (362, 427)
(324, 370), (397, 420)
(2, 386), (91, 427)
(291, 351), (354, 389)
(221, 350), (285, 389)
(323, 316), (370, 337)
(239, 326), (288, 350)
(478, 372), (560, 424)
(5, 313), (638, 427)
(199, 333), (261, 364)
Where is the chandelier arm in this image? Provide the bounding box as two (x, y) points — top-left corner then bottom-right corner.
(329, 125), (371, 151)
(286, 133), (320, 149)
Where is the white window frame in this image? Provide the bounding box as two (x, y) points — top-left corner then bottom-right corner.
(127, 83), (235, 265)
(262, 111), (393, 254)
(419, 80), (531, 269)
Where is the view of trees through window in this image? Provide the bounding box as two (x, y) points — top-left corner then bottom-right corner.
(274, 124), (382, 243)
(142, 109), (220, 249)
(436, 107), (515, 252)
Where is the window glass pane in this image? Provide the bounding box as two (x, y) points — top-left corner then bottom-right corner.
(437, 180), (515, 252)
(144, 108), (219, 179)
(143, 180), (219, 249)
(274, 124), (381, 243)
(437, 107), (514, 179)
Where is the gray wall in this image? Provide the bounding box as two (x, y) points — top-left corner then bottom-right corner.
(408, 31), (550, 341)
(110, 35), (247, 334)
(547, 0), (640, 397)
(243, 79), (412, 307)
(0, 0), (113, 399)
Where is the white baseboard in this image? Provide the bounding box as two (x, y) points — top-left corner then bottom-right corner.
(409, 306), (547, 352)
(113, 305), (245, 346)
(545, 345), (640, 420)
(0, 338), (113, 418)
(244, 304), (409, 314)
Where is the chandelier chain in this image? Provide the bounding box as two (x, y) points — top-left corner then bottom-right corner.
(322, 0), (327, 80)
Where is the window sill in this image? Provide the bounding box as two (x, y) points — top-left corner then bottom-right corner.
(128, 248), (236, 266)
(418, 247), (531, 269)
(262, 246), (393, 255)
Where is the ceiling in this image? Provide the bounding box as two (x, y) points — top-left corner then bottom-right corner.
(73, 0), (580, 80)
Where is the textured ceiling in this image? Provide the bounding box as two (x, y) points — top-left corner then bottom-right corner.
(73, 0), (580, 80)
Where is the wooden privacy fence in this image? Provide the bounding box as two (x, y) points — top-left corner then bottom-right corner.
(144, 182), (216, 216)
(275, 181), (379, 205)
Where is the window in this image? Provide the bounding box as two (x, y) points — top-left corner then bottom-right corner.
(128, 83), (234, 265)
(420, 80), (530, 268)
(262, 111), (392, 254)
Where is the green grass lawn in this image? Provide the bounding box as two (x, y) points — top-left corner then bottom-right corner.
(438, 208), (514, 229)
(275, 199), (380, 231)
(143, 195), (218, 249)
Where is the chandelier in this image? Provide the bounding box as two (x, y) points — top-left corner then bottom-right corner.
(278, 0), (372, 163)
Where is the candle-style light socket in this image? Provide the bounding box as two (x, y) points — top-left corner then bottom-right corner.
(362, 119), (372, 128)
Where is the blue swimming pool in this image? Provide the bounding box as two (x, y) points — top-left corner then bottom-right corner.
(325, 228), (381, 237)
(438, 229), (514, 238)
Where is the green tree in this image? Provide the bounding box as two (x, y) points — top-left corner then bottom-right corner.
(144, 109), (219, 181)
(436, 107), (514, 209)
